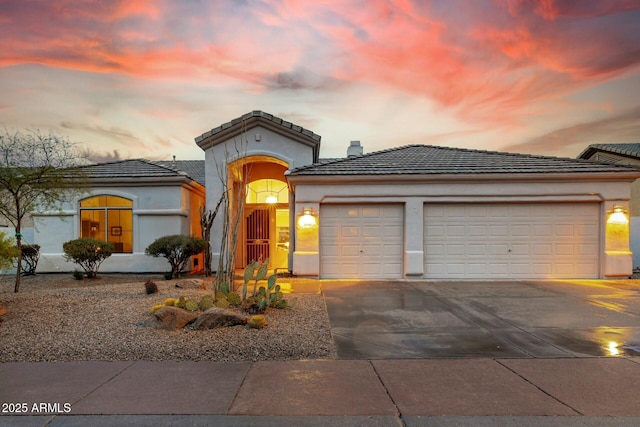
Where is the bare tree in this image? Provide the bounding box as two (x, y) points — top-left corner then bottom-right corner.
(212, 124), (252, 292)
(0, 129), (86, 292)
(199, 192), (225, 277)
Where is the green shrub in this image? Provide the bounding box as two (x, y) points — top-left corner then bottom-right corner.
(145, 235), (207, 279)
(19, 244), (40, 276)
(72, 270), (84, 280)
(145, 280), (158, 294)
(62, 238), (113, 278)
(0, 232), (18, 272)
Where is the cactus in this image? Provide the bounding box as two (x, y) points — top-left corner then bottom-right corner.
(199, 295), (215, 311)
(253, 260), (269, 295)
(164, 298), (177, 306)
(175, 296), (187, 309)
(242, 261), (256, 302)
(184, 298), (199, 312)
(248, 270), (292, 311)
(215, 298), (230, 309)
(215, 291), (226, 301)
(248, 315), (267, 329)
(227, 292), (241, 306)
(219, 282), (229, 294)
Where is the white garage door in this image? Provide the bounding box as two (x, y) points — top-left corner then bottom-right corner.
(424, 203), (600, 279)
(320, 204), (404, 279)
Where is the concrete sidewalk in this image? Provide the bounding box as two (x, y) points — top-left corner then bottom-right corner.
(2, 357), (640, 426)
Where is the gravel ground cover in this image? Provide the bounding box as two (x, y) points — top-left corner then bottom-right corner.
(0, 273), (336, 362)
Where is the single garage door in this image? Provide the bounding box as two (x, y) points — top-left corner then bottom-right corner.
(424, 203), (600, 279)
(320, 204), (404, 278)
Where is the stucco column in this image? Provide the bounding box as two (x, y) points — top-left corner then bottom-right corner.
(205, 149), (227, 272)
(292, 202), (320, 277)
(404, 199), (424, 277)
(603, 200), (633, 277)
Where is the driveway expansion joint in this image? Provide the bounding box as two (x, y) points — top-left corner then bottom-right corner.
(494, 359), (583, 416)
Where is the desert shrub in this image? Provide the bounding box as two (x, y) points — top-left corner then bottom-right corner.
(62, 238), (113, 278)
(0, 232), (18, 272)
(145, 235), (207, 279)
(145, 280), (158, 294)
(19, 244), (40, 276)
(72, 270), (84, 280)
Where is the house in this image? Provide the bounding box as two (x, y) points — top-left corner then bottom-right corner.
(197, 111), (640, 280)
(27, 111), (640, 279)
(578, 143), (640, 269)
(33, 159), (205, 273)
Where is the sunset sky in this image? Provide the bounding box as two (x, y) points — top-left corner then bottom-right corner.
(1, 0), (639, 162)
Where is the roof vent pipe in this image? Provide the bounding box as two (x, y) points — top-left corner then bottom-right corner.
(347, 140), (363, 157)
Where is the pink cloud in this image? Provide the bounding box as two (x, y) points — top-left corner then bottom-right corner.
(1, 0), (638, 130)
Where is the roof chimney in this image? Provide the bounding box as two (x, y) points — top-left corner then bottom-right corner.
(347, 140), (363, 157)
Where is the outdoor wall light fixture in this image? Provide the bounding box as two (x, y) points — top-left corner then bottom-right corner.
(297, 208), (317, 228)
(265, 194), (278, 204)
(607, 205), (629, 225)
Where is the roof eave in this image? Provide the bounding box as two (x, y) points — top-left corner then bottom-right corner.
(86, 175), (201, 187)
(286, 171), (640, 185)
(195, 114), (321, 160)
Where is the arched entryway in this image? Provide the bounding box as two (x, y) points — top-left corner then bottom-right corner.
(228, 156), (290, 270)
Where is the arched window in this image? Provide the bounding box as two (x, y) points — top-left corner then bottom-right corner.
(245, 179), (289, 204)
(80, 195), (133, 253)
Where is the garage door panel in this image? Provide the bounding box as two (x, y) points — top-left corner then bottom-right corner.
(341, 226), (359, 238)
(510, 244), (530, 255)
(321, 204), (403, 279)
(341, 245), (360, 257)
(426, 225), (445, 237)
(467, 244), (487, 255)
(533, 244), (552, 255)
(556, 244), (574, 256)
(532, 263), (552, 275)
(425, 203), (599, 279)
(534, 225), (553, 236)
(323, 245), (339, 256)
(555, 224), (575, 236)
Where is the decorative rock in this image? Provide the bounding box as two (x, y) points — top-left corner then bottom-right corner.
(0, 305), (7, 316)
(194, 308), (248, 330)
(154, 306), (198, 330)
(174, 279), (207, 290)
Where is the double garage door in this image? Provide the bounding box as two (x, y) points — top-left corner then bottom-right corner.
(424, 203), (600, 279)
(319, 203), (600, 279)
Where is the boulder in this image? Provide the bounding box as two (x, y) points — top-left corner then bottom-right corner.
(195, 308), (248, 330)
(154, 306), (198, 330)
(175, 278), (207, 290)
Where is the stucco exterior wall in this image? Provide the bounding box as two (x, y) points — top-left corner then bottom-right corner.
(588, 152), (640, 268)
(290, 175), (636, 279)
(204, 125), (316, 271)
(33, 182), (205, 274)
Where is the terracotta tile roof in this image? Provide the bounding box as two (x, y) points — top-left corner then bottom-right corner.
(79, 159), (205, 185)
(578, 143), (640, 161)
(288, 145), (640, 176)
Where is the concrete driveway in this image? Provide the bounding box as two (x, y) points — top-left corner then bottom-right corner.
(322, 279), (640, 359)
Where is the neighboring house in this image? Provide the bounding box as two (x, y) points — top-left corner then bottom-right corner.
(198, 111), (640, 280)
(578, 143), (640, 269)
(34, 159), (205, 273)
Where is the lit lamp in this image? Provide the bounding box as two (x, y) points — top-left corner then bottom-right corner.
(265, 194), (278, 204)
(607, 206), (628, 225)
(297, 208), (316, 228)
